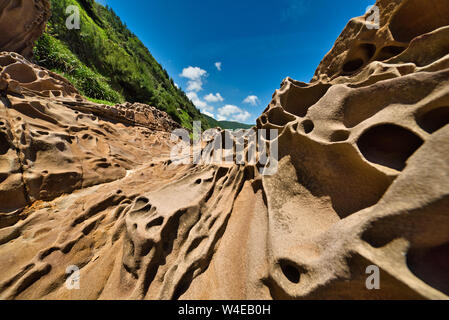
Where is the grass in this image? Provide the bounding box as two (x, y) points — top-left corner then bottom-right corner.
(86, 97), (117, 106)
(34, 33), (124, 103)
(34, 0), (210, 129)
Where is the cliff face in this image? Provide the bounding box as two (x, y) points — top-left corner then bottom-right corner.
(254, 0), (449, 299)
(0, 0), (448, 300)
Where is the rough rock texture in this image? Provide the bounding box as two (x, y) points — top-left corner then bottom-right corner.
(0, 0), (448, 300)
(0, 52), (179, 214)
(0, 0), (51, 58)
(85, 102), (181, 132)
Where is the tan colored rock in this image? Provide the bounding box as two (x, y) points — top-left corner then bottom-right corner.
(0, 52), (179, 214)
(67, 102), (181, 133)
(0, 52), (79, 97)
(312, 0), (449, 83)
(0, 0), (448, 300)
(0, 0), (51, 58)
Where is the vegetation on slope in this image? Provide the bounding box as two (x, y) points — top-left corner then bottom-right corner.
(203, 114), (254, 130)
(33, 0), (209, 129)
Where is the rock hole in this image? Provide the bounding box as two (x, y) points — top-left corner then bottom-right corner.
(360, 43), (377, 60)
(173, 271), (194, 300)
(292, 122), (299, 132)
(330, 130), (350, 142)
(279, 82), (331, 118)
(56, 142), (66, 152)
(357, 124), (424, 171)
(96, 162), (111, 169)
(280, 260), (301, 284)
(82, 221), (97, 235)
(3, 63), (38, 83)
(267, 107), (296, 126)
(407, 242), (449, 295)
(133, 197), (151, 212)
(0, 55), (16, 66)
(377, 46), (406, 61)
(146, 217), (164, 230)
(186, 236), (206, 255)
(302, 120), (314, 134)
(0, 132), (10, 155)
(343, 58), (364, 73)
(416, 106), (449, 133)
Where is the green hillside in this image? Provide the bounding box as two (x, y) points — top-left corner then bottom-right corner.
(33, 0), (209, 130)
(203, 114), (253, 130)
(219, 121), (254, 130)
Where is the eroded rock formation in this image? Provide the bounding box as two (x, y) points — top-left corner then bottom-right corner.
(0, 51), (179, 214)
(0, 0), (51, 58)
(0, 0), (448, 300)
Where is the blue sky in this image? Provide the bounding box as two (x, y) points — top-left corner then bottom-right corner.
(97, 0), (374, 124)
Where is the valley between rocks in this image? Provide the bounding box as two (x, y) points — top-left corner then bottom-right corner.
(0, 0), (448, 300)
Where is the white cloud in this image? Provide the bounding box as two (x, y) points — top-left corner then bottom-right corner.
(174, 83), (179, 89)
(186, 80), (203, 92)
(217, 105), (251, 122)
(215, 62), (222, 71)
(180, 66), (207, 92)
(202, 110), (215, 118)
(243, 95), (259, 106)
(204, 93), (224, 103)
(187, 92), (207, 109)
(186, 92), (198, 100)
(180, 66), (207, 80)
(187, 92), (214, 115)
(233, 111), (251, 122)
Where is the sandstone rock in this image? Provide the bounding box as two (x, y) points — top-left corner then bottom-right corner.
(66, 102), (181, 133)
(0, 0), (448, 300)
(0, 52), (79, 97)
(0, 52), (180, 215)
(312, 0), (449, 83)
(0, 0), (51, 58)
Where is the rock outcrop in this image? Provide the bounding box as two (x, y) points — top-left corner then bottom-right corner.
(251, 0), (449, 299)
(0, 0), (51, 58)
(77, 102), (181, 132)
(0, 0), (448, 300)
(0, 51), (180, 214)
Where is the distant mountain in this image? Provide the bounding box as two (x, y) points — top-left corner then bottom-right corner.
(33, 0), (209, 130)
(203, 114), (254, 130)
